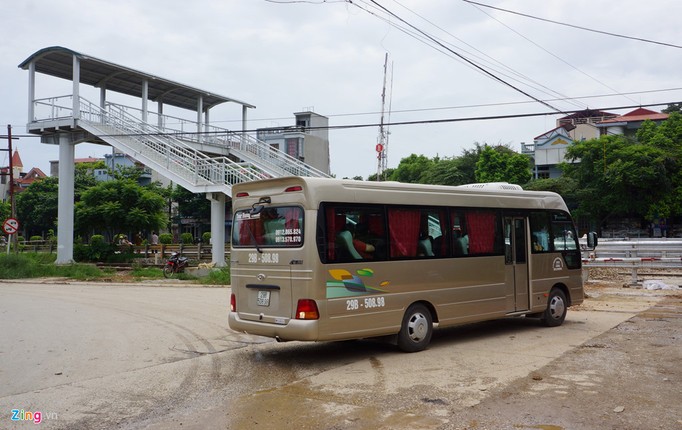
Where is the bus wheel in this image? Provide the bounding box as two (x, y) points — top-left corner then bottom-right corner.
(541, 288), (567, 327)
(397, 303), (433, 352)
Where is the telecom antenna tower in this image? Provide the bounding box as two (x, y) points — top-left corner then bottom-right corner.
(376, 53), (393, 181)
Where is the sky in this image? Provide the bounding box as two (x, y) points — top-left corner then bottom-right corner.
(1, 0), (681, 180)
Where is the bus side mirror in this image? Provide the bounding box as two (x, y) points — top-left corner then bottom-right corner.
(587, 232), (598, 249)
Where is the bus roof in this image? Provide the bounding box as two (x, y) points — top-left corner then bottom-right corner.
(232, 177), (570, 212)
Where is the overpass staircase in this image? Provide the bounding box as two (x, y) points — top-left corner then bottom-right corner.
(71, 97), (329, 195)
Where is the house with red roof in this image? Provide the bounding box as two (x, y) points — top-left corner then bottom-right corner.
(1, 149), (47, 202)
(523, 108), (669, 180)
(596, 107), (669, 136)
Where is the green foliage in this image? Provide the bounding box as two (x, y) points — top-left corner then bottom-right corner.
(110, 165), (144, 181)
(0, 253), (102, 280)
(16, 176), (58, 237)
(475, 145), (531, 185)
(561, 112), (682, 225)
(172, 185), (210, 222)
(131, 265), (164, 279)
(199, 266), (231, 285)
(181, 232), (194, 244)
(202, 232), (211, 243)
(29, 236), (42, 241)
(75, 179), (166, 240)
(159, 233), (173, 244)
(388, 154), (435, 183)
(0, 201), (10, 221)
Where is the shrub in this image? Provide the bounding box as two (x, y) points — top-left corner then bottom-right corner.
(159, 233), (173, 244)
(30, 235), (42, 242)
(74, 234), (117, 262)
(181, 233), (193, 244)
(202, 232), (211, 244)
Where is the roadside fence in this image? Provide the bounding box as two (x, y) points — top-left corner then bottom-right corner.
(581, 239), (682, 283)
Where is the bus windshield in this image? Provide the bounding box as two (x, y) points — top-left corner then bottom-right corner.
(232, 206), (304, 248)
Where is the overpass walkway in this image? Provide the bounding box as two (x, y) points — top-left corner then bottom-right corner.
(19, 46), (330, 265)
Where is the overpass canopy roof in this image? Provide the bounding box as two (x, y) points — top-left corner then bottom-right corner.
(19, 46), (255, 111)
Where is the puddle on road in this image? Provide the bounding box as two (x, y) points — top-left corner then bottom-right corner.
(227, 380), (446, 430)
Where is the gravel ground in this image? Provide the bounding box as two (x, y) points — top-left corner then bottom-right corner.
(444, 268), (682, 430)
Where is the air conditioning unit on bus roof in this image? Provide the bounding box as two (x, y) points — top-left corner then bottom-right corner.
(456, 182), (523, 191)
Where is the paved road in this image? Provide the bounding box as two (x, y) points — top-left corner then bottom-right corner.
(0, 279), (675, 429)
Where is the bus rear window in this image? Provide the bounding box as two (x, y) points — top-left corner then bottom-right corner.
(232, 206), (303, 248)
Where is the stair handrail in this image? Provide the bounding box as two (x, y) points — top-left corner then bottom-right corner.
(78, 98), (268, 187)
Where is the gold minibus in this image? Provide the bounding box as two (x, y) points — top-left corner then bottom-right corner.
(228, 177), (584, 352)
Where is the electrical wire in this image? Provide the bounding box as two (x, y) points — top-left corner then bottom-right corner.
(388, 0), (587, 110)
(348, 0), (567, 113)
(5, 101), (677, 138)
(466, 2), (639, 105)
(463, 0), (682, 49)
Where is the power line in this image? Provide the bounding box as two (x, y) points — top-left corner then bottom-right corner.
(466, 2), (639, 105)
(7, 101), (677, 138)
(348, 0), (567, 114)
(388, 0), (587, 110)
(463, 0), (682, 49)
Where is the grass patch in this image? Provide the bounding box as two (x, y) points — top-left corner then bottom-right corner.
(130, 265), (164, 279)
(0, 253), (104, 280)
(198, 267), (231, 285)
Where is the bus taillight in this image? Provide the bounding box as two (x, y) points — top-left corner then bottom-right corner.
(230, 293), (236, 312)
(285, 185), (303, 193)
(295, 299), (319, 320)
(235, 192), (249, 198)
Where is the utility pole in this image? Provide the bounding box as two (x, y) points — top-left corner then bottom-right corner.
(376, 53), (389, 181)
(1, 125), (19, 214)
(1, 125), (19, 251)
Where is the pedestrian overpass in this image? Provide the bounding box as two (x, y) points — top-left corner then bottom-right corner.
(19, 46), (330, 265)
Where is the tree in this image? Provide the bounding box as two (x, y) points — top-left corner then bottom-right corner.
(475, 145), (531, 185)
(16, 177), (59, 237)
(562, 113), (682, 229)
(0, 200), (11, 222)
(172, 185), (210, 223)
(76, 180), (166, 240)
(389, 154), (435, 183)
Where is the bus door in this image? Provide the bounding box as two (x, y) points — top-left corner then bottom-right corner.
(504, 217), (530, 312)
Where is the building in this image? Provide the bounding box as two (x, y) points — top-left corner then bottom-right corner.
(256, 111), (331, 175)
(1, 149), (47, 202)
(596, 107), (669, 137)
(523, 108), (668, 180)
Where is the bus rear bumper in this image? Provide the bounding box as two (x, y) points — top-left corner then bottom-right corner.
(228, 312), (319, 341)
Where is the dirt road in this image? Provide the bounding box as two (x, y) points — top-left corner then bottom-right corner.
(446, 270), (682, 430)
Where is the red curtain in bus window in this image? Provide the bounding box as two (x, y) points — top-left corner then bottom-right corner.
(283, 208), (300, 230)
(326, 208), (342, 260)
(368, 214), (384, 237)
(388, 208), (421, 258)
(465, 211), (496, 254)
(239, 216), (264, 245)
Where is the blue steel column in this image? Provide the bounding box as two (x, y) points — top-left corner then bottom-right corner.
(209, 193), (226, 267)
(56, 134), (75, 264)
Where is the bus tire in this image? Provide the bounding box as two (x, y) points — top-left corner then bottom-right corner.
(397, 303), (433, 352)
(541, 288), (567, 327)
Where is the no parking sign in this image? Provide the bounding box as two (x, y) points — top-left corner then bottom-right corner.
(2, 218), (19, 235)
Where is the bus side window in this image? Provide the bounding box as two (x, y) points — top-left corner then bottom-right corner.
(530, 212), (550, 253)
(417, 209), (446, 257)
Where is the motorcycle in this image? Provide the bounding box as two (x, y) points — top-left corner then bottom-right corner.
(163, 252), (189, 278)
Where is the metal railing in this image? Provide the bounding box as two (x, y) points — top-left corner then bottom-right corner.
(77, 97), (268, 193)
(31, 96), (329, 193)
(103, 101), (330, 179)
(581, 239), (682, 283)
